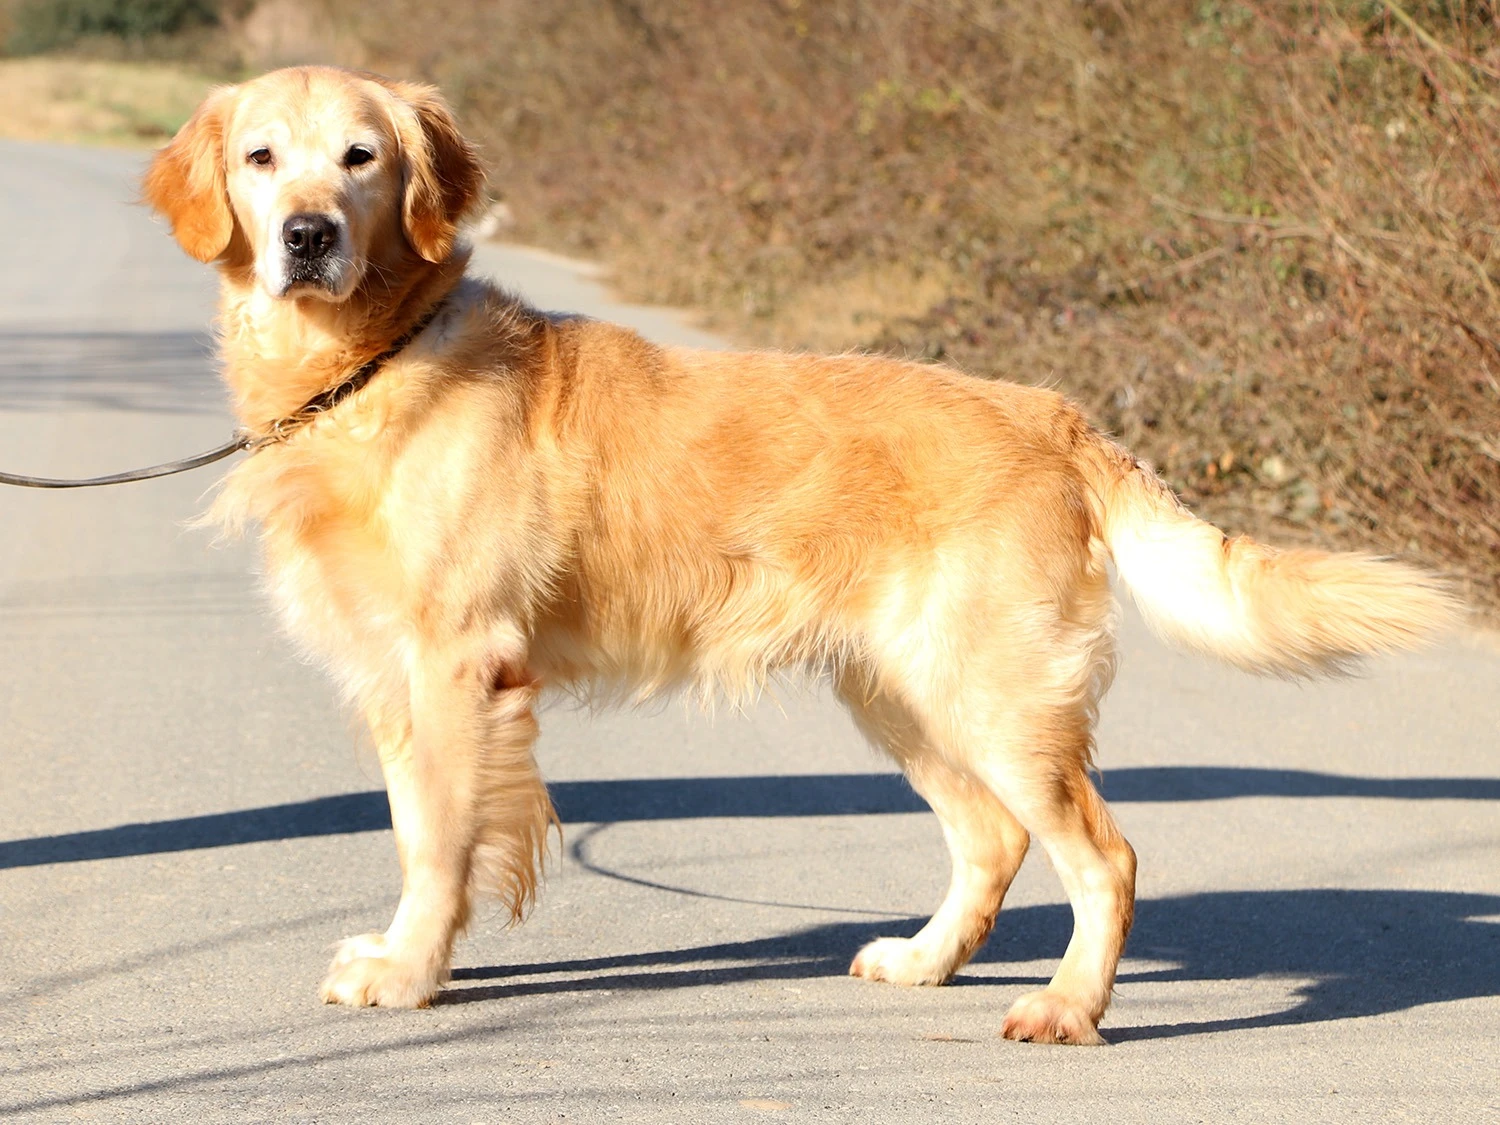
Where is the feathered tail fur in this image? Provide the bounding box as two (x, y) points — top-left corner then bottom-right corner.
(1079, 434), (1464, 676)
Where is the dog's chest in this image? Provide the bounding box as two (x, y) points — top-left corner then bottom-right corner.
(240, 448), (416, 701)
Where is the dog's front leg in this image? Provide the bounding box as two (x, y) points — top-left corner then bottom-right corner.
(321, 643), (550, 1008)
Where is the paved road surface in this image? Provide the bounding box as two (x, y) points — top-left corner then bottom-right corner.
(1, 139), (1497, 1123)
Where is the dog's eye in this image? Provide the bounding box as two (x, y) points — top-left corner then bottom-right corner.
(344, 145), (375, 169)
(247, 147), (273, 167)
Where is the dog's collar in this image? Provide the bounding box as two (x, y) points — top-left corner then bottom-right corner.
(249, 296), (449, 449)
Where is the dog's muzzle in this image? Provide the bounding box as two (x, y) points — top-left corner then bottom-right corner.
(280, 212), (345, 291)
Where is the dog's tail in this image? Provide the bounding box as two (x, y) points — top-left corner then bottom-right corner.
(1077, 432), (1463, 676)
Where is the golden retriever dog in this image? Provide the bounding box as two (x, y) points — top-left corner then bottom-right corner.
(143, 66), (1458, 1044)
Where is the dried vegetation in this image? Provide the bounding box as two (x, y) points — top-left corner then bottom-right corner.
(12, 1), (1497, 613)
(323, 0), (1500, 617)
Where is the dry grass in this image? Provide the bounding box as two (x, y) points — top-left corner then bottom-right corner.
(11, 1), (1494, 614)
(318, 0), (1499, 615)
(0, 56), (213, 145)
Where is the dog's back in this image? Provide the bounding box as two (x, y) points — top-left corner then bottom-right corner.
(143, 66), (1461, 1043)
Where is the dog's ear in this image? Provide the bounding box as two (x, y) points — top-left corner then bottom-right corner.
(390, 81), (486, 263)
(143, 88), (236, 264)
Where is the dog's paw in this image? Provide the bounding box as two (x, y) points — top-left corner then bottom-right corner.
(1000, 989), (1105, 1046)
(849, 937), (955, 986)
(319, 932), (441, 1009)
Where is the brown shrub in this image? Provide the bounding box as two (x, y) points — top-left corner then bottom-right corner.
(305, 0), (1498, 615)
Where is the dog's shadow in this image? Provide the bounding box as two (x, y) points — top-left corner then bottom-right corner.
(444, 888), (1500, 1041)
(3, 767), (1494, 1040)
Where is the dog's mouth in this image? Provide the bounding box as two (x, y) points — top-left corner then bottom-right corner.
(280, 256), (348, 298)
(270, 251), (365, 303)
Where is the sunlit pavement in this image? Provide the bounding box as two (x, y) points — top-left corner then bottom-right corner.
(1, 139), (1497, 1124)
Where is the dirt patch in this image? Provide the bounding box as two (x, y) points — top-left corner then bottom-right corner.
(0, 57), (213, 146)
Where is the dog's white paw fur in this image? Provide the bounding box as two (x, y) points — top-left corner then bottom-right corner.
(1000, 988), (1105, 1046)
(848, 936), (957, 987)
(320, 932), (442, 1009)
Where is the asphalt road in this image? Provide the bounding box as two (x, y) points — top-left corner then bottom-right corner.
(1, 138), (1497, 1124)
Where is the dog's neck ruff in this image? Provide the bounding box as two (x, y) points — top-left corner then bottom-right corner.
(249, 296), (449, 449)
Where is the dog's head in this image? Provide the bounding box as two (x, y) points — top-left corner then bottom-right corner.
(144, 66), (485, 301)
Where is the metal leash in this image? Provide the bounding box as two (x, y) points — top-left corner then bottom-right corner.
(0, 434), (250, 489)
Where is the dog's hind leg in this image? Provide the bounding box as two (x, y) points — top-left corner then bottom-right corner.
(961, 704), (1136, 1046)
(321, 642), (553, 1008)
(838, 676), (1031, 987)
(864, 548), (1133, 1042)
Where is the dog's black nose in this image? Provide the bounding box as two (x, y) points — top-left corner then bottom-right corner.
(282, 213), (338, 260)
